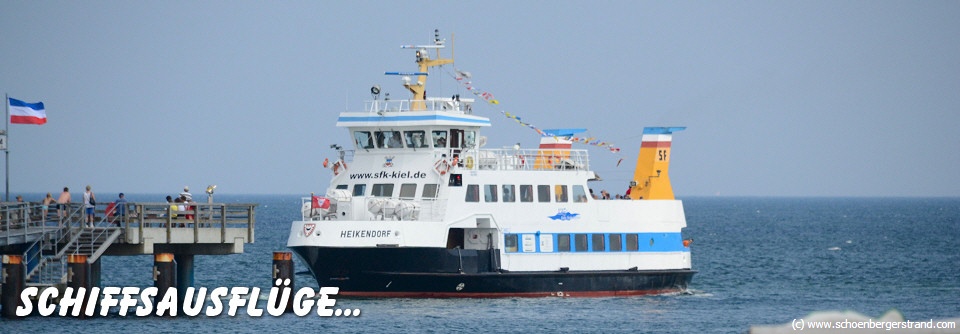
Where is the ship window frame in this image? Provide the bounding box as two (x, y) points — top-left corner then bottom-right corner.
(483, 184), (498, 202)
(504, 234), (519, 253)
(557, 234), (571, 252)
(626, 234), (639, 251)
(574, 234), (588, 252)
(502, 184), (516, 202)
(353, 184), (366, 197)
(399, 183), (417, 199)
(404, 130), (428, 148)
(465, 184), (480, 202)
(375, 130), (404, 149)
(591, 234), (605, 252)
(354, 131), (374, 149)
(371, 183), (394, 197)
(572, 185), (588, 203)
(431, 130), (448, 148)
(519, 185), (534, 202)
(537, 185), (551, 203)
(609, 234), (623, 252)
(422, 184), (439, 199)
(335, 184), (348, 190)
(555, 185), (568, 202)
(463, 130), (476, 149)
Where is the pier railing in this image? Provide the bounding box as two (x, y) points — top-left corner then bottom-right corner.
(126, 202), (257, 245)
(2, 201), (256, 284)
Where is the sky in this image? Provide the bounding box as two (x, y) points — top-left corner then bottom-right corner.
(1, 1), (958, 197)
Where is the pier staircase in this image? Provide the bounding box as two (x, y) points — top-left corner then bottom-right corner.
(20, 205), (123, 285)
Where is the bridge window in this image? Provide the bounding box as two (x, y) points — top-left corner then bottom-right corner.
(354, 131), (374, 149)
(484, 184), (498, 202)
(465, 184), (479, 202)
(335, 184), (348, 190)
(422, 184), (438, 198)
(353, 184), (366, 196)
(519, 185), (533, 202)
(502, 185), (516, 202)
(404, 130), (428, 148)
(371, 184), (394, 197)
(463, 131), (476, 148)
(431, 130), (448, 148)
(399, 183), (417, 199)
(537, 185), (551, 202)
(376, 131), (404, 149)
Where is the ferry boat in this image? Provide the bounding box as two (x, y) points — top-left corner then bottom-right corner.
(287, 31), (695, 297)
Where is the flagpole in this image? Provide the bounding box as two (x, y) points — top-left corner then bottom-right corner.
(4, 93), (8, 202)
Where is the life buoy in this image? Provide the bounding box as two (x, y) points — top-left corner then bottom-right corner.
(517, 155), (525, 167)
(332, 160), (347, 175)
(465, 156), (474, 169)
(323, 158), (330, 168)
(434, 159), (450, 176)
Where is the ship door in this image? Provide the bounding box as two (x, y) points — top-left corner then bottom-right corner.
(450, 129), (464, 165)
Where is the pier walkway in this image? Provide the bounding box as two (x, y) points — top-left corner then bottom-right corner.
(0, 200), (256, 285)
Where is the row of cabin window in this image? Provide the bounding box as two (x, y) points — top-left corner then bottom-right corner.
(336, 183), (439, 198)
(353, 130), (476, 149)
(504, 233), (650, 253)
(464, 184), (590, 203)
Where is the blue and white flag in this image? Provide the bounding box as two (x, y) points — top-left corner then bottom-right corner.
(8, 97), (46, 125)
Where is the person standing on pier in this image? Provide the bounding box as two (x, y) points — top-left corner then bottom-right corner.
(114, 193), (128, 224)
(180, 186), (192, 202)
(42, 193), (55, 220)
(180, 186), (194, 221)
(57, 187), (71, 218)
(83, 185), (96, 227)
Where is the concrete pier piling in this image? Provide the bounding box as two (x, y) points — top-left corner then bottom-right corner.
(1, 255), (26, 318)
(272, 251), (294, 313)
(153, 253), (176, 315)
(68, 254), (91, 317)
(174, 254), (194, 306)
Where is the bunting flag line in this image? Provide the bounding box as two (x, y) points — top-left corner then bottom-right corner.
(452, 68), (623, 154)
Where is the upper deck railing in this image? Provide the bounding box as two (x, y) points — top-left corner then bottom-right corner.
(455, 148), (591, 172)
(364, 98), (474, 114)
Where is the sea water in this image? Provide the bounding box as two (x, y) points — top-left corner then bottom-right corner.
(2, 196), (958, 333)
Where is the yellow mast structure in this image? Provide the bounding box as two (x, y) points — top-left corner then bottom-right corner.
(403, 29), (454, 111)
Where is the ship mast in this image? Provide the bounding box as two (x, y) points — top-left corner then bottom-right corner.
(400, 29), (454, 111)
